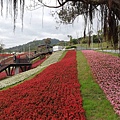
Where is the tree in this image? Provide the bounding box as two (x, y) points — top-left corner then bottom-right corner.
(0, 0), (120, 49)
(0, 0), (25, 30)
(72, 39), (78, 44)
(44, 38), (51, 45)
(0, 43), (4, 53)
(44, 38), (51, 52)
(93, 35), (99, 43)
(39, 0), (120, 49)
(68, 35), (73, 45)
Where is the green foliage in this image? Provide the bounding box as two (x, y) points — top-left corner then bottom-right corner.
(93, 35), (99, 43)
(44, 38), (51, 45)
(81, 35), (100, 44)
(72, 39), (78, 44)
(0, 46), (3, 53)
(65, 45), (77, 49)
(81, 39), (88, 44)
(0, 43), (4, 53)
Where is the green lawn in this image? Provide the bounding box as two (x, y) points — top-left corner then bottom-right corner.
(76, 42), (107, 49)
(58, 50), (67, 61)
(77, 51), (120, 120)
(76, 42), (118, 50)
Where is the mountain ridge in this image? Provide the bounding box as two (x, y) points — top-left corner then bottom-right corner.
(5, 38), (60, 52)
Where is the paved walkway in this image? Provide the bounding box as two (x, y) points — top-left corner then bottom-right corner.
(77, 46), (120, 54)
(99, 49), (120, 53)
(0, 51), (64, 89)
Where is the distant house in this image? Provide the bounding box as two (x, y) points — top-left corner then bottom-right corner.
(53, 46), (63, 52)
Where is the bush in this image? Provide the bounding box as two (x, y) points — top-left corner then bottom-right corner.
(65, 46), (77, 49)
(82, 39), (88, 44)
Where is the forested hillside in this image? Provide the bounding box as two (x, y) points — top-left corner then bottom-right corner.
(5, 39), (60, 53)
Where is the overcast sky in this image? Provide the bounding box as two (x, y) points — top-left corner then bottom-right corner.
(0, 0), (98, 49)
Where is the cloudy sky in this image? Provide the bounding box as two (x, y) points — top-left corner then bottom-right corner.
(0, 0), (98, 49)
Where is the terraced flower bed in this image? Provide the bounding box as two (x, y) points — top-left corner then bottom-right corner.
(82, 50), (120, 116)
(0, 58), (46, 81)
(0, 51), (64, 89)
(31, 58), (46, 69)
(0, 53), (12, 58)
(0, 50), (86, 119)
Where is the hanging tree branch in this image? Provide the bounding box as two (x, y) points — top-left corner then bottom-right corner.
(0, 0), (25, 30)
(38, 0), (120, 49)
(38, 0), (68, 8)
(0, 0), (120, 49)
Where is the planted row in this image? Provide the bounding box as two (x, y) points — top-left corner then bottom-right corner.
(0, 50), (86, 119)
(0, 53), (12, 58)
(82, 50), (120, 116)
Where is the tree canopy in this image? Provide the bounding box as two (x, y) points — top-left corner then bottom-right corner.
(40, 0), (120, 48)
(0, 0), (120, 49)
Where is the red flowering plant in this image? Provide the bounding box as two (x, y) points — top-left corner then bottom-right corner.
(0, 50), (86, 120)
(82, 50), (120, 116)
(0, 72), (7, 80)
(31, 58), (46, 69)
(0, 53), (12, 58)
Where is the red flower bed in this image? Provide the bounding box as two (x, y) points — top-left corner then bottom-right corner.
(31, 58), (46, 69)
(82, 50), (120, 116)
(0, 72), (7, 80)
(0, 50), (86, 120)
(0, 53), (12, 57)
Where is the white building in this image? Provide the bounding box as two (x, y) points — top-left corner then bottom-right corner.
(53, 46), (63, 52)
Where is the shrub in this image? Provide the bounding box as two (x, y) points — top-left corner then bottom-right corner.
(65, 46), (77, 49)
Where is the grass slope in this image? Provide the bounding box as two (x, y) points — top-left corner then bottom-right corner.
(77, 51), (119, 120)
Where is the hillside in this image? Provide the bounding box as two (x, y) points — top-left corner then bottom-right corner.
(5, 38), (60, 53)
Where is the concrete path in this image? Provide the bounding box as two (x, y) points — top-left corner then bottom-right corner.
(99, 49), (120, 53)
(0, 51), (64, 89)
